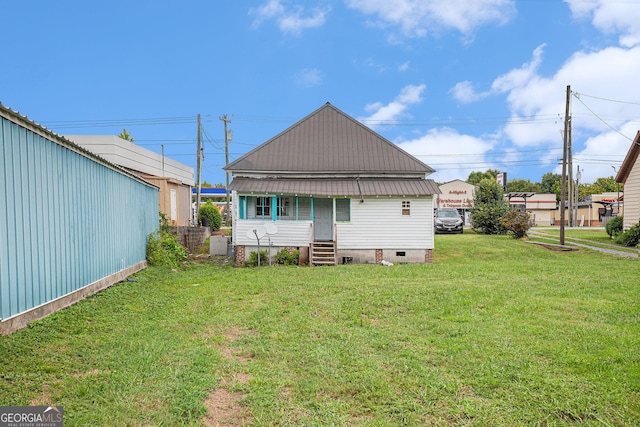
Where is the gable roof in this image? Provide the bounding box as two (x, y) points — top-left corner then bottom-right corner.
(225, 103), (434, 175)
(616, 130), (640, 184)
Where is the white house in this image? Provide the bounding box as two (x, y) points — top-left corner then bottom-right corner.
(616, 131), (640, 230)
(225, 103), (441, 265)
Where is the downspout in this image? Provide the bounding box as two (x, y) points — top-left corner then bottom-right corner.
(356, 177), (364, 203)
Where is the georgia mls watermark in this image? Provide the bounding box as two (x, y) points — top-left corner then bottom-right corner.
(0, 406), (63, 427)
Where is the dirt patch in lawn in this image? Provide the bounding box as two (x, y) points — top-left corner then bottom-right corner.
(202, 326), (256, 426)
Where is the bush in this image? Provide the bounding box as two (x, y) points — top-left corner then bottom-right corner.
(198, 202), (222, 231)
(605, 216), (623, 239)
(470, 178), (510, 235)
(615, 222), (640, 247)
(146, 231), (188, 267)
(499, 210), (534, 239)
(246, 250), (268, 267)
(276, 248), (299, 265)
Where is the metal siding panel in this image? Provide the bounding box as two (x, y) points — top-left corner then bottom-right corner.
(0, 119), (12, 318)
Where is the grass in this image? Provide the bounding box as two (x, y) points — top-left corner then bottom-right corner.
(529, 227), (639, 255)
(1, 233), (639, 426)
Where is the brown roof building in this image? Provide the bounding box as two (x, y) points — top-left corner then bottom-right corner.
(225, 103), (440, 265)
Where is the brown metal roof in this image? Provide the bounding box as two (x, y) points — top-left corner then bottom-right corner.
(225, 103), (435, 175)
(229, 177), (441, 197)
(616, 130), (640, 184)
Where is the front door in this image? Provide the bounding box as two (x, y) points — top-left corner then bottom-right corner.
(314, 198), (333, 240)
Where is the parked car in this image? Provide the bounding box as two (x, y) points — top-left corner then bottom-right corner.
(434, 208), (464, 234)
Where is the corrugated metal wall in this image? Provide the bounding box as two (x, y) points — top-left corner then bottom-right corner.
(0, 114), (158, 320)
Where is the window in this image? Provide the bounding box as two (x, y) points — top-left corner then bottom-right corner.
(402, 200), (411, 216)
(277, 196), (290, 217)
(256, 196), (271, 217)
(336, 198), (351, 221)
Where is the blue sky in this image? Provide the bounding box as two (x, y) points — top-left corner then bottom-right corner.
(3, 0), (640, 186)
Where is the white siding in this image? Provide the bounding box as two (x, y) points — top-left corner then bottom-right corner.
(624, 162), (640, 230)
(337, 197), (434, 250)
(234, 220), (313, 246)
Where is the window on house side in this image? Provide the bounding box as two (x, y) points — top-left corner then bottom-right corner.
(336, 198), (351, 221)
(402, 200), (411, 216)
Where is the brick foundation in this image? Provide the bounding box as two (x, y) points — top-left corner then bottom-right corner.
(375, 249), (383, 264)
(235, 245), (246, 266)
(425, 249), (433, 264)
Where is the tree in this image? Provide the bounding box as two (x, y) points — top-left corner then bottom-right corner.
(118, 128), (134, 142)
(470, 178), (511, 234)
(198, 202), (222, 230)
(506, 179), (541, 193)
(540, 172), (562, 202)
(467, 169), (501, 185)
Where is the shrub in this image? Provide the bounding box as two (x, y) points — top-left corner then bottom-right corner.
(499, 210), (534, 239)
(246, 250), (268, 267)
(615, 222), (640, 247)
(198, 202), (222, 231)
(276, 248), (299, 265)
(470, 178), (510, 235)
(146, 231), (188, 268)
(605, 216), (623, 239)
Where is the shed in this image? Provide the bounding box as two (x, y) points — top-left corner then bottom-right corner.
(1, 103), (159, 334)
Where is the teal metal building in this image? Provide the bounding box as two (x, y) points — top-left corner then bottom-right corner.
(0, 103), (159, 333)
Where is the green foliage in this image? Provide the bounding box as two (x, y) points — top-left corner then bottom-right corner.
(118, 128), (134, 142)
(198, 202), (222, 230)
(146, 231), (188, 267)
(470, 178), (510, 234)
(499, 210), (534, 239)
(158, 211), (170, 233)
(276, 248), (299, 265)
(506, 179), (542, 193)
(615, 222), (640, 247)
(466, 169), (500, 185)
(605, 216), (624, 239)
(246, 250), (268, 267)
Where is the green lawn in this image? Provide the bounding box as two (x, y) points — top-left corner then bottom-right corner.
(1, 234), (638, 426)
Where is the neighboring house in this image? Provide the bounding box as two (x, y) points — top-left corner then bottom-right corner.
(225, 103), (441, 265)
(0, 103), (158, 334)
(436, 180), (476, 225)
(507, 193), (557, 226)
(67, 135), (194, 226)
(616, 130), (640, 230)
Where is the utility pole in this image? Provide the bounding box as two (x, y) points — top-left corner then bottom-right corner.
(575, 165), (581, 226)
(220, 114), (232, 226)
(196, 113), (202, 225)
(567, 113), (573, 227)
(560, 85), (571, 245)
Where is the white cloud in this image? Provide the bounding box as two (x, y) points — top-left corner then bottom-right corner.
(358, 84), (426, 127)
(450, 80), (486, 104)
(250, 0), (330, 35)
(345, 0), (516, 38)
(295, 68), (323, 87)
(565, 0), (640, 47)
(396, 127), (496, 182)
(398, 61), (410, 72)
(451, 42), (640, 183)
